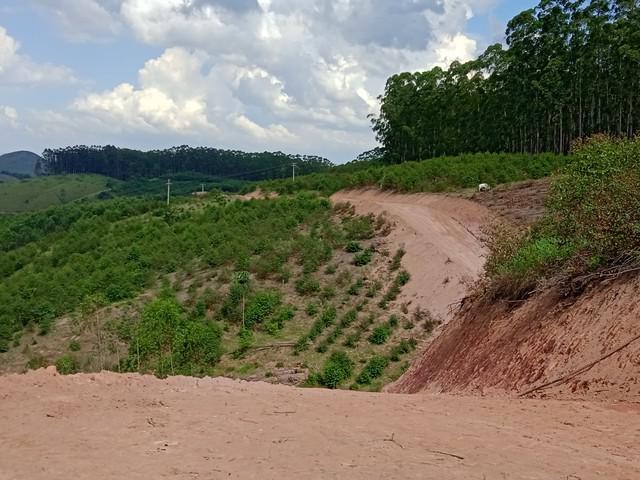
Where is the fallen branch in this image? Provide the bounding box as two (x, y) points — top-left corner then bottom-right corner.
(426, 449), (464, 461)
(247, 342), (296, 353)
(519, 333), (640, 397)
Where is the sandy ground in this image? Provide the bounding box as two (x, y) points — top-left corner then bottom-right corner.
(331, 189), (489, 322)
(1, 369), (639, 480)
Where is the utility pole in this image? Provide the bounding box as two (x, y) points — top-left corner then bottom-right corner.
(291, 163), (297, 182)
(166, 179), (172, 206)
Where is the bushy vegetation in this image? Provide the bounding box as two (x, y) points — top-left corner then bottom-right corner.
(368, 315), (399, 345)
(0, 192), (342, 351)
(260, 152), (564, 195)
(123, 296), (223, 376)
(55, 355), (78, 375)
(355, 355), (389, 385)
(319, 351), (354, 389)
(379, 271), (411, 309)
(483, 136), (640, 299)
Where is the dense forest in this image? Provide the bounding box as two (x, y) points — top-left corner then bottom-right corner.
(40, 145), (333, 180)
(373, 0), (640, 163)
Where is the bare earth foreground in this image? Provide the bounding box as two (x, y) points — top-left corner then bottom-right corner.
(1, 370), (639, 480)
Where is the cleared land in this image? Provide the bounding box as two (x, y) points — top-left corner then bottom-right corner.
(331, 189), (488, 322)
(0, 175), (111, 213)
(0, 369), (638, 480)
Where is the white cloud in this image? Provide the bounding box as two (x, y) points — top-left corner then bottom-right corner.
(73, 48), (214, 133)
(8, 0), (494, 160)
(0, 105), (19, 127)
(29, 0), (122, 42)
(0, 27), (75, 84)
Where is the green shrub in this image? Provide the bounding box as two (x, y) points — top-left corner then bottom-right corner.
(235, 328), (254, 358)
(265, 305), (295, 335)
(483, 136), (640, 299)
(55, 355), (78, 375)
(396, 270), (411, 286)
(68, 340), (81, 352)
(126, 297), (223, 375)
(390, 248), (406, 271)
(353, 249), (373, 266)
(368, 316), (398, 345)
(356, 355), (389, 385)
(320, 351), (354, 389)
(245, 290), (282, 328)
(295, 275), (321, 296)
(324, 264), (337, 275)
(369, 324), (392, 345)
(296, 305), (337, 352)
(305, 302), (319, 317)
(389, 338), (417, 361)
(343, 215), (375, 240)
(345, 241), (362, 253)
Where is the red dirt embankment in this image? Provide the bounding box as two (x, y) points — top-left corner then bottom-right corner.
(390, 273), (640, 402)
(1, 368), (639, 480)
(335, 185), (640, 403)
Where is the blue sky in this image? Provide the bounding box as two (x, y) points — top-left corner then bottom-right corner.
(0, 0), (537, 162)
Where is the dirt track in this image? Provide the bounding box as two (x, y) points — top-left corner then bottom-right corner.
(331, 189), (489, 322)
(1, 369), (639, 480)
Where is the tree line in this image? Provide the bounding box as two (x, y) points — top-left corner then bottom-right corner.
(40, 145), (333, 180)
(373, 0), (640, 163)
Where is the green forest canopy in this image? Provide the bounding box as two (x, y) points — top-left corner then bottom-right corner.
(40, 145), (333, 181)
(373, 0), (640, 163)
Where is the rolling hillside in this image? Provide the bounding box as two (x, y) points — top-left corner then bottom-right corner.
(0, 175), (111, 213)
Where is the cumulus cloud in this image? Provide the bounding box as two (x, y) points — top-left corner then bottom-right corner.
(29, 0), (122, 42)
(11, 0), (496, 159)
(0, 27), (75, 84)
(73, 48), (214, 133)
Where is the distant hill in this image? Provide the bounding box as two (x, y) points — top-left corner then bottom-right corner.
(0, 151), (42, 176)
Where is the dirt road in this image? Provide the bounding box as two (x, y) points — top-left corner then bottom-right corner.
(0, 369), (638, 480)
(331, 189), (489, 322)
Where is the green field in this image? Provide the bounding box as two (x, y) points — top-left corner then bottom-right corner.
(0, 175), (112, 213)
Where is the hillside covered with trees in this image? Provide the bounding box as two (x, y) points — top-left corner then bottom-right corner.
(373, 0), (640, 163)
(40, 145), (332, 181)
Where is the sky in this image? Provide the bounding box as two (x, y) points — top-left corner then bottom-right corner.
(0, 0), (536, 163)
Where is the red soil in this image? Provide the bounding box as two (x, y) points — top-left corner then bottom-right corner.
(1, 368), (638, 479)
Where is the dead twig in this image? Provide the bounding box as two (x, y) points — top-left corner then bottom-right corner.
(247, 342), (296, 353)
(383, 433), (404, 449)
(519, 333), (640, 397)
(426, 449), (465, 461)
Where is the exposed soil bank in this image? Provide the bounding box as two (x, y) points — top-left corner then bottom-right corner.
(1, 369), (639, 480)
(391, 275), (640, 402)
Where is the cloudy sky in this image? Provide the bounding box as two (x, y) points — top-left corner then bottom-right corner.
(0, 0), (535, 162)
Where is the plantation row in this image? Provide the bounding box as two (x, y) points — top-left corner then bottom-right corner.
(0, 192), (374, 352)
(259, 152), (564, 195)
